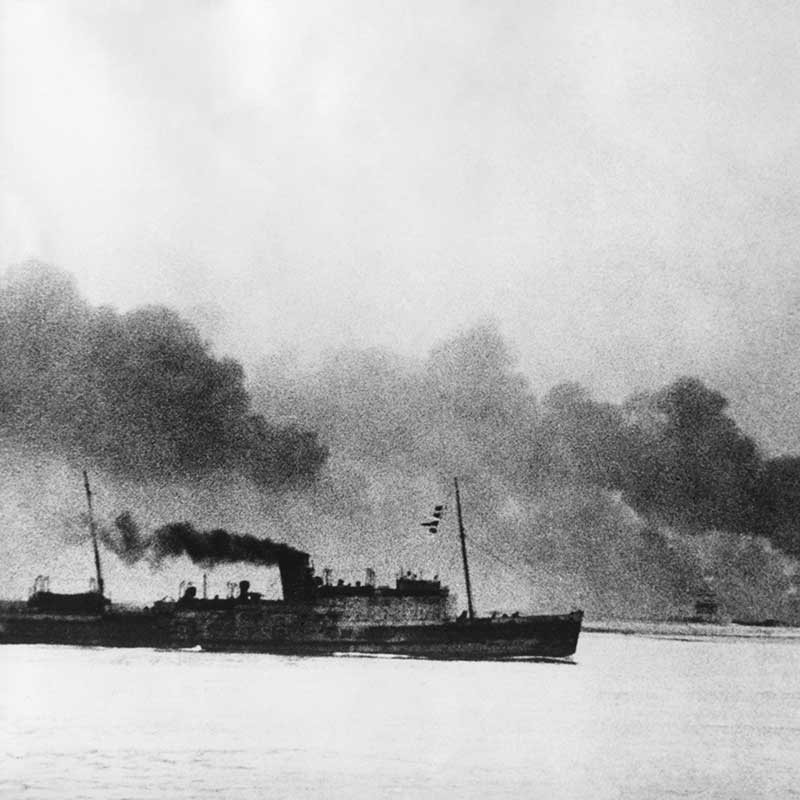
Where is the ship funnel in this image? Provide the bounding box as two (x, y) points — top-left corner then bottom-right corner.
(278, 551), (314, 602)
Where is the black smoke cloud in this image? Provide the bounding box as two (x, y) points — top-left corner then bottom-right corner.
(533, 377), (800, 557)
(251, 325), (799, 620)
(0, 262), (327, 485)
(4, 263), (797, 618)
(102, 512), (308, 568)
(256, 327), (798, 558)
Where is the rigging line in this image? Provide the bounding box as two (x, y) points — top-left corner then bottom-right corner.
(463, 540), (543, 604)
(467, 535), (532, 576)
(465, 532), (544, 581)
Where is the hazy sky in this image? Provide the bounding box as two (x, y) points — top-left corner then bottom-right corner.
(2, 0), (800, 453)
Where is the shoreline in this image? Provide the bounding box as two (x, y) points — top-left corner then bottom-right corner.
(584, 619), (800, 639)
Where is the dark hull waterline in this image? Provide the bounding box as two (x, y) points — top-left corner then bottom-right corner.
(0, 609), (583, 660)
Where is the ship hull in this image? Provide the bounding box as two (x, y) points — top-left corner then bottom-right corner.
(0, 608), (582, 660)
(0, 609), (171, 648)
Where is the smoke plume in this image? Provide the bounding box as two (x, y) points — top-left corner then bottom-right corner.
(0, 262), (327, 486)
(3, 263), (798, 619)
(533, 376), (800, 558)
(251, 324), (800, 621)
(102, 512), (308, 568)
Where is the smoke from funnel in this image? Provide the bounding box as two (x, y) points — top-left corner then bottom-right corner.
(102, 513), (308, 569)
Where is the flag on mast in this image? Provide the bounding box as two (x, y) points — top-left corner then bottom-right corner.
(420, 504), (446, 533)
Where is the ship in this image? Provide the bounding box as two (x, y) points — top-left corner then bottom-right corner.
(0, 475), (583, 660)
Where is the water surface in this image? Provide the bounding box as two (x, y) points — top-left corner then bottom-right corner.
(2, 632), (799, 798)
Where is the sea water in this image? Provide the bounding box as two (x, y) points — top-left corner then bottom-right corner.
(2, 632), (799, 799)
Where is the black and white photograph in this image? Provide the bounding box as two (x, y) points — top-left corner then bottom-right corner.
(1, 1), (799, 797)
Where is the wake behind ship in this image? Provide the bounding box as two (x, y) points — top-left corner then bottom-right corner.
(0, 477), (583, 660)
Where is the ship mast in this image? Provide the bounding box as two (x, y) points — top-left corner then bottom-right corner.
(82, 470), (105, 598)
(454, 477), (475, 621)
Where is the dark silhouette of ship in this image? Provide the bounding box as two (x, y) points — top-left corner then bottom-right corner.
(0, 476), (583, 660)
